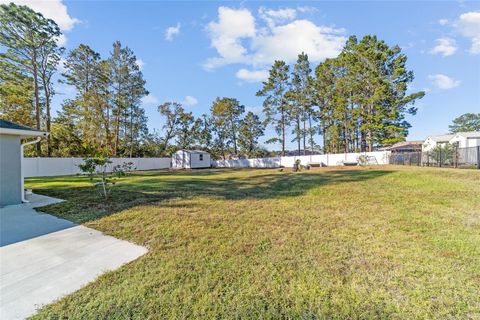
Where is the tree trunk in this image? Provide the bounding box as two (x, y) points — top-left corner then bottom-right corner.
(297, 116), (301, 156)
(322, 120), (327, 154)
(231, 119), (237, 155)
(41, 75), (51, 157)
(281, 109), (285, 156)
(308, 114), (314, 153)
(32, 51), (41, 156)
(302, 113), (306, 155)
(368, 129), (373, 152)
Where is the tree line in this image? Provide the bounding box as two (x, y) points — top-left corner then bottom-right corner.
(1, 3), (426, 160)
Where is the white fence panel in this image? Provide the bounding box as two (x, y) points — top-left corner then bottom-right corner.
(213, 151), (390, 169)
(212, 157), (280, 168)
(23, 157), (171, 177)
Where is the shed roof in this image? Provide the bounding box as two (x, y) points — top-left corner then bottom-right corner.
(0, 119), (47, 137)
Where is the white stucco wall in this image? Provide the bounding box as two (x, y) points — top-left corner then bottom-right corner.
(449, 135), (468, 148)
(422, 138), (438, 152)
(468, 138), (480, 148)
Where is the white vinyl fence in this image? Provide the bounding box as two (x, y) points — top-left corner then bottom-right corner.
(212, 157), (281, 168)
(23, 157), (171, 177)
(212, 151), (390, 169)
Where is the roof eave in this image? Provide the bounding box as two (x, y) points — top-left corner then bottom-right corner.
(0, 128), (49, 137)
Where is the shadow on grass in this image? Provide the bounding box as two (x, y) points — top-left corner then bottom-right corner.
(33, 168), (393, 224)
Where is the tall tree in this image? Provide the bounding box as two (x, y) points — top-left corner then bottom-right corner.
(257, 60), (290, 156)
(176, 111), (195, 149)
(312, 35), (424, 153)
(0, 3), (61, 155)
(195, 114), (213, 150)
(61, 44), (106, 154)
(0, 61), (35, 126)
(288, 52), (313, 155)
(39, 43), (63, 156)
(108, 41), (148, 156)
(238, 111), (264, 157)
(449, 113), (480, 133)
(210, 97), (245, 155)
(341, 35), (424, 151)
(157, 102), (185, 152)
(313, 58), (337, 153)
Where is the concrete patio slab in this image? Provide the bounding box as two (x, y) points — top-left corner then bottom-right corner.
(0, 194), (147, 320)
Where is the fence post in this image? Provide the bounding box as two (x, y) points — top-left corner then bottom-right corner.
(477, 146), (480, 170)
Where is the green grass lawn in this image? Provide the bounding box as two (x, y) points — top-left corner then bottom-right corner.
(26, 166), (480, 319)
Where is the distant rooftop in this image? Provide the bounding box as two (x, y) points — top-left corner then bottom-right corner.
(453, 131), (480, 138)
(426, 131), (480, 142)
(426, 134), (455, 142)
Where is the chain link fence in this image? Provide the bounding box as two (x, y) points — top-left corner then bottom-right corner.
(389, 146), (480, 169)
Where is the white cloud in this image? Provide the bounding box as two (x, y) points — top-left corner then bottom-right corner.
(182, 96), (198, 106)
(259, 7), (296, 28)
(204, 7), (256, 69)
(1, 0), (79, 31)
(54, 34), (67, 47)
(455, 11), (480, 54)
(297, 6), (319, 13)
(57, 57), (67, 73)
(438, 19), (449, 26)
(135, 59), (145, 70)
(165, 23), (181, 41)
(428, 74), (460, 89)
(252, 20), (346, 65)
(204, 6), (346, 70)
(236, 69), (269, 82)
(141, 94), (159, 106)
(430, 38), (457, 56)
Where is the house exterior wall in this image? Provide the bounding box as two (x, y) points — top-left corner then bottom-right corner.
(422, 138), (437, 152)
(446, 135), (480, 149)
(449, 135), (468, 148)
(468, 138), (480, 148)
(422, 138), (450, 152)
(0, 134), (22, 206)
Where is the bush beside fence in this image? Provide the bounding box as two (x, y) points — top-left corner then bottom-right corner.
(23, 157), (171, 177)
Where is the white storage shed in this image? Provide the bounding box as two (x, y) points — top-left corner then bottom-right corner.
(171, 150), (211, 169)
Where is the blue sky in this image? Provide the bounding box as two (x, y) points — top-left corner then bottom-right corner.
(8, 0), (480, 148)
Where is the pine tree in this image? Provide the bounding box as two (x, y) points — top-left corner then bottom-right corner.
(288, 53), (313, 155)
(257, 60), (290, 156)
(0, 3), (61, 155)
(238, 111), (264, 157)
(210, 97), (245, 156)
(449, 113), (480, 133)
